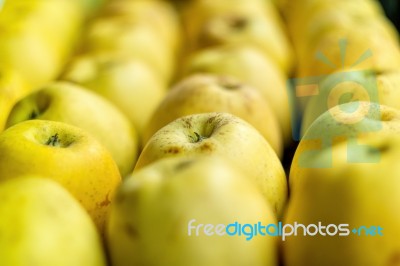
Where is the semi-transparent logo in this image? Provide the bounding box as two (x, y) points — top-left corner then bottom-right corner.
(289, 39), (382, 167)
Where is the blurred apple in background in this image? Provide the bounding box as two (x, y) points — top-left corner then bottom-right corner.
(98, 0), (181, 57)
(62, 54), (166, 144)
(0, 176), (106, 266)
(296, 22), (400, 78)
(284, 0), (384, 52)
(136, 112), (287, 217)
(0, 120), (121, 232)
(291, 102), (400, 189)
(0, 1), (84, 89)
(302, 69), (400, 135)
(180, 0), (292, 72)
(6, 82), (138, 177)
(82, 17), (174, 83)
(0, 68), (30, 132)
(189, 11), (293, 73)
(181, 45), (292, 145)
(284, 133), (400, 266)
(144, 74), (283, 157)
(108, 155), (278, 266)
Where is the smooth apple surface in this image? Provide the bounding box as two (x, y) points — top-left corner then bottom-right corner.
(0, 176), (106, 266)
(6, 81), (138, 177)
(109, 155), (277, 266)
(144, 74), (283, 157)
(136, 112), (287, 217)
(0, 120), (121, 232)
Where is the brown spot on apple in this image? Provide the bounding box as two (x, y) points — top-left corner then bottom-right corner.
(387, 251), (400, 265)
(207, 116), (216, 124)
(125, 223), (139, 239)
(165, 147), (181, 154)
(200, 142), (214, 152)
(182, 118), (192, 128)
(98, 193), (111, 207)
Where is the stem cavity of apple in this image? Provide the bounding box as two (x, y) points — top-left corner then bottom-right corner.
(229, 16), (248, 31)
(46, 133), (61, 147)
(29, 109), (39, 119)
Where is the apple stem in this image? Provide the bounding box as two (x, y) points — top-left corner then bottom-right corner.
(193, 132), (206, 143)
(46, 133), (60, 147)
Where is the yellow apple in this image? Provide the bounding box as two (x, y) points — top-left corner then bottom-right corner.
(136, 112), (287, 217)
(83, 16), (174, 83)
(181, 0), (292, 72)
(5, 81), (138, 177)
(0, 1), (83, 88)
(0, 176), (106, 266)
(302, 69), (400, 134)
(296, 21), (400, 78)
(108, 155), (278, 266)
(298, 10), (398, 58)
(0, 120), (121, 232)
(181, 45), (292, 145)
(284, 133), (400, 266)
(98, 0), (181, 55)
(144, 74), (283, 157)
(62, 54), (166, 143)
(0, 68), (31, 132)
(291, 102), (400, 189)
(283, 0), (383, 29)
(192, 13), (292, 73)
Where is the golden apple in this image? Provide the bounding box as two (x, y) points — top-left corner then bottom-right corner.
(108, 155), (278, 266)
(6, 81), (138, 177)
(181, 0), (292, 72)
(136, 112), (287, 217)
(62, 54), (166, 142)
(181, 45), (292, 145)
(144, 74), (283, 157)
(0, 120), (121, 232)
(0, 1), (83, 88)
(0, 68), (30, 132)
(83, 16), (174, 83)
(192, 13), (292, 73)
(283, 0), (383, 30)
(98, 0), (181, 55)
(296, 21), (400, 78)
(291, 102), (400, 189)
(284, 133), (400, 266)
(0, 176), (106, 266)
(302, 69), (400, 134)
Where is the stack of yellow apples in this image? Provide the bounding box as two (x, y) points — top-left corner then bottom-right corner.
(279, 1), (400, 265)
(177, 0), (295, 148)
(106, 1), (294, 265)
(62, 0), (182, 144)
(0, 0), (400, 265)
(281, 0), (400, 132)
(0, 0), (85, 130)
